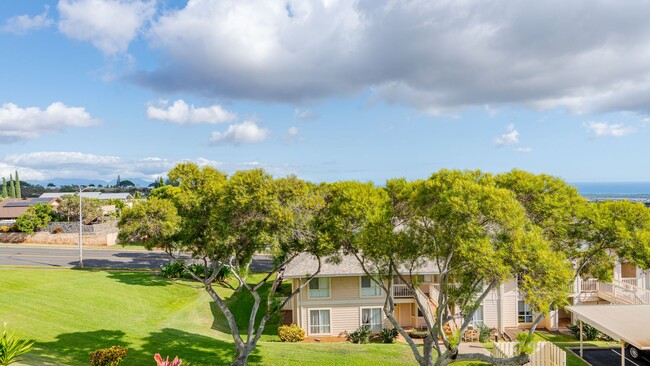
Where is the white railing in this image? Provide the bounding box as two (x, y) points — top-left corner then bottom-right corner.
(429, 284), (439, 305)
(393, 283), (415, 297)
(493, 342), (566, 366)
(597, 280), (650, 304)
(579, 279), (598, 292)
(620, 277), (639, 287)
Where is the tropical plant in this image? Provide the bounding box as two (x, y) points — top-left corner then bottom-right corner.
(477, 324), (492, 343)
(349, 325), (372, 344)
(278, 324), (305, 342)
(154, 354), (186, 366)
(380, 328), (399, 343)
(16, 203), (55, 233)
(89, 346), (128, 366)
(0, 323), (34, 366)
(567, 323), (602, 341)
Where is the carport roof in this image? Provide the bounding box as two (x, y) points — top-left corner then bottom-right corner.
(566, 304), (650, 350)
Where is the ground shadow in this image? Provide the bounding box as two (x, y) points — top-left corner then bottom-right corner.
(140, 328), (262, 366)
(104, 270), (172, 287)
(23, 330), (128, 366)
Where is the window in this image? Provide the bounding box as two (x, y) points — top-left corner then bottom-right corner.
(361, 308), (383, 333)
(361, 276), (382, 297)
(308, 278), (330, 298)
(472, 305), (484, 326)
(518, 301), (532, 323)
(309, 309), (331, 334)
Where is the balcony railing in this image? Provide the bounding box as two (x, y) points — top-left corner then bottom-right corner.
(393, 283), (415, 297)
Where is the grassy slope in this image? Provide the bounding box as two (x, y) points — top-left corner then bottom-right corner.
(0, 269), (417, 365)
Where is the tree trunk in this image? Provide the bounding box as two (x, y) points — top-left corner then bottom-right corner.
(230, 346), (250, 366)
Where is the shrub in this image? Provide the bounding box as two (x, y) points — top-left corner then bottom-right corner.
(89, 346), (128, 366)
(159, 262), (184, 279)
(380, 328), (399, 343)
(16, 203), (55, 233)
(154, 354), (186, 366)
(567, 323), (603, 341)
(0, 323), (34, 366)
(278, 324), (305, 342)
(52, 227), (63, 234)
(477, 324), (492, 343)
(0, 226), (9, 233)
(409, 329), (430, 339)
(515, 332), (535, 355)
(349, 325), (372, 344)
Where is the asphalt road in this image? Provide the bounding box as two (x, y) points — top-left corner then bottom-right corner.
(0, 245), (273, 271)
(570, 347), (650, 366)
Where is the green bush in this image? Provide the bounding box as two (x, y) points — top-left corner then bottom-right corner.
(159, 262), (184, 278)
(16, 203), (55, 233)
(0, 323), (34, 366)
(278, 324), (305, 342)
(349, 326), (372, 344)
(380, 328), (399, 343)
(409, 329), (430, 339)
(477, 324), (492, 343)
(89, 346), (128, 366)
(567, 323), (603, 341)
(160, 262), (231, 282)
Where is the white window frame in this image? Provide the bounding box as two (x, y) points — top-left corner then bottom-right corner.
(471, 304), (484, 327)
(360, 276), (383, 297)
(308, 277), (331, 299)
(518, 300), (533, 323)
(308, 308), (332, 335)
(360, 307), (384, 333)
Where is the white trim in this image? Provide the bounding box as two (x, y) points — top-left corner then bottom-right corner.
(308, 277), (331, 300)
(359, 276), (383, 298)
(307, 308), (332, 336)
(360, 306), (384, 333)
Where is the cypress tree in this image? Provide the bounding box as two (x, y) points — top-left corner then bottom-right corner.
(14, 170), (21, 198)
(8, 174), (15, 198)
(1, 178), (6, 198)
(116, 175), (121, 188)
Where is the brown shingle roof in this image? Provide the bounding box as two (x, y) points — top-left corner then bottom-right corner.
(0, 198), (59, 220)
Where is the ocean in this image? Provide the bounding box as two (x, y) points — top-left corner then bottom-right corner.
(572, 182), (650, 203)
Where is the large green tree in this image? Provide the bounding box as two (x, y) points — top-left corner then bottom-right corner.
(323, 171), (572, 366)
(14, 171), (21, 198)
(57, 195), (104, 224)
(118, 163), (334, 366)
(8, 174), (15, 198)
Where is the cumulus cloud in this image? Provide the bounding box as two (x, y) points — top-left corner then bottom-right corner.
(516, 147), (533, 153)
(210, 121), (270, 145)
(2, 152), (285, 181)
(129, 0), (650, 115)
(0, 102), (100, 143)
(294, 109), (318, 121)
(58, 0), (155, 55)
(287, 126), (299, 136)
(147, 99), (236, 124)
(2, 6), (53, 34)
(494, 124), (519, 146)
(583, 121), (637, 137)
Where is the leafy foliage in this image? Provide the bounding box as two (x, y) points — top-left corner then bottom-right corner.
(89, 346), (128, 366)
(278, 324), (305, 343)
(349, 326), (372, 344)
(16, 203), (55, 233)
(0, 323), (34, 366)
(477, 324), (492, 343)
(515, 332), (536, 355)
(380, 328), (399, 343)
(566, 323), (607, 341)
(57, 195), (104, 224)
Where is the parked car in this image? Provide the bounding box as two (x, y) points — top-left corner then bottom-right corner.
(627, 345), (650, 360)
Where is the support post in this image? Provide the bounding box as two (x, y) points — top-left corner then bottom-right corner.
(621, 341), (625, 366)
(579, 320), (583, 358)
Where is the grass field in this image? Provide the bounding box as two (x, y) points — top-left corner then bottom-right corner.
(0, 268), (419, 365)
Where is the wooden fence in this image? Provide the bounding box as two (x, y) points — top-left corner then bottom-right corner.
(493, 341), (566, 366)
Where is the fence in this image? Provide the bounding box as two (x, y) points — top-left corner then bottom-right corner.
(493, 341), (566, 366)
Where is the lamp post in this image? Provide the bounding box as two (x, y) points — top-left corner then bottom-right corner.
(78, 186), (91, 268)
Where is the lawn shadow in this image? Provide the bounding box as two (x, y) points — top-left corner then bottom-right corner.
(23, 330), (129, 366)
(105, 271), (172, 287)
(140, 327), (262, 366)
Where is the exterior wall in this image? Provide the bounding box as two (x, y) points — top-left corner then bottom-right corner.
(502, 279), (519, 328)
(46, 221), (118, 234)
(0, 231), (117, 246)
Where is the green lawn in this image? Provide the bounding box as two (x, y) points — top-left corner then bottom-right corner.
(0, 268), (417, 365)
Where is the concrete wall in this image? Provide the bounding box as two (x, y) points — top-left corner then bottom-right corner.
(46, 221), (117, 234)
(0, 229), (117, 246)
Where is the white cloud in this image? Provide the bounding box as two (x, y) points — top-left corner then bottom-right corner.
(494, 124), (519, 146)
(516, 147), (533, 153)
(1, 152), (283, 181)
(132, 0), (650, 116)
(147, 99), (236, 125)
(2, 6), (53, 34)
(294, 109), (318, 121)
(0, 102), (100, 143)
(57, 0), (155, 55)
(583, 121), (637, 137)
(210, 121), (270, 145)
(287, 126), (300, 136)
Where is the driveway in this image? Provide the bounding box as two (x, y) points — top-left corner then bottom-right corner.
(0, 244), (273, 271)
(570, 347), (650, 366)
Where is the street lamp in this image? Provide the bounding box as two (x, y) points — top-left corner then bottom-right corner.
(77, 185), (91, 268)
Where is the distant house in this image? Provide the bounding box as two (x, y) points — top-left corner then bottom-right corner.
(39, 192), (133, 202)
(0, 198), (61, 221)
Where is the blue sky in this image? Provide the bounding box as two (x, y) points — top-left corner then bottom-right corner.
(1, 0), (650, 184)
